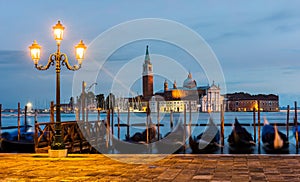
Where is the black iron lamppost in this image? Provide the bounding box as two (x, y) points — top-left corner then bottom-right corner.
(29, 20), (87, 150)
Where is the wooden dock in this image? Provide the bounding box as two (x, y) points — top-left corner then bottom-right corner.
(34, 120), (107, 153)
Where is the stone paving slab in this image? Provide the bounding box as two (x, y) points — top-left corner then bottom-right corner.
(1, 154), (300, 181)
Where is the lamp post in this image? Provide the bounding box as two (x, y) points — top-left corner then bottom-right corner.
(29, 20), (87, 152)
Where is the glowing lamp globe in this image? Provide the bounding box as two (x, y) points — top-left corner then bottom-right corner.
(29, 40), (41, 64)
(75, 40), (87, 64)
(53, 20), (65, 43)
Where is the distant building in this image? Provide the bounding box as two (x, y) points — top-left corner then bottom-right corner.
(118, 45), (224, 113)
(61, 97), (74, 113)
(151, 77), (224, 112)
(153, 72), (198, 112)
(200, 82), (223, 112)
(225, 92), (279, 112)
(61, 103), (73, 113)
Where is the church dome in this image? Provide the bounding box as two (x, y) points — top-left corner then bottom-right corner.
(183, 72), (197, 89)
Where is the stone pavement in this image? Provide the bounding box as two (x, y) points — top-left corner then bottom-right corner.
(1, 154), (300, 181)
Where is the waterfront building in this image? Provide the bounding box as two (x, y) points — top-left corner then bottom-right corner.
(119, 45), (224, 113)
(153, 73), (200, 112)
(61, 97), (74, 113)
(199, 82), (223, 112)
(152, 76), (223, 112)
(225, 92), (279, 112)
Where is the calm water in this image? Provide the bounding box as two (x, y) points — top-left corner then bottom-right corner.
(1, 111), (299, 154)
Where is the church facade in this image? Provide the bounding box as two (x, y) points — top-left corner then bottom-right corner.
(140, 45), (224, 113)
(150, 75), (223, 113)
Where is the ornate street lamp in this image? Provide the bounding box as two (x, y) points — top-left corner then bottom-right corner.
(29, 20), (87, 153)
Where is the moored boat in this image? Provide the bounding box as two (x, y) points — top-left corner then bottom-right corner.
(262, 118), (289, 153)
(1, 138), (35, 153)
(228, 118), (255, 153)
(112, 125), (157, 154)
(1, 125), (35, 153)
(189, 117), (220, 153)
(292, 125), (300, 146)
(155, 123), (186, 154)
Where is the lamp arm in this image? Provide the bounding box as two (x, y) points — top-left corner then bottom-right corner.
(61, 53), (81, 71)
(35, 54), (55, 70)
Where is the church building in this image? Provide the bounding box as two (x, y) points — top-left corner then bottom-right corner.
(140, 45), (223, 112)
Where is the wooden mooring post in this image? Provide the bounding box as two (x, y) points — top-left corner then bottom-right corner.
(189, 101), (192, 128)
(157, 101), (160, 140)
(106, 109), (110, 148)
(188, 101), (192, 140)
(34, 109), (38, 123)
(75, 108), (80, 121)
(220, 104), (225, 148)
(127, 103), (130, 139)
(295, 101), (298, 148)
(50, 101), (54, 123)
(253, 107), (256, 143)
(24, 105), (28, 131)
(86, 107), (89, 123)
(82, 81), (86, 122)
(257, 101), (261, 147)
(146, 103), (150, 144)
(111, 108), (114, 136)
(97, 109), (100, 122)
(0, 104), (2, 137)
(17, 102), (20, 141)
(170, 110), (173, 129)
(117, 108), (120, 139)
(183, 104), (186, 153)
(286, 105), (290, 141)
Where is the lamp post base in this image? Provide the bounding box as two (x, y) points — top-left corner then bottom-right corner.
(51, 132), (65, 150)
(48, 149), (68, 158)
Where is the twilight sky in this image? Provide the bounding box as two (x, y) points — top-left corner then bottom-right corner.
(1, 0), (300, 108)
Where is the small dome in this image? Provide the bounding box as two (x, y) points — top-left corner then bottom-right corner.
(183, 72), (196, 88)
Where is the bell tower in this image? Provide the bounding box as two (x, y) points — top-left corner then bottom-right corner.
(142, 45), (153, 100)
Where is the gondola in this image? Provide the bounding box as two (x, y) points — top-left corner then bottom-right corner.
(228, 118), (255, 153)
(112, 125), (157, 154)
(1, 138), (35, 153)
(292, 125), (300, 146)
(155, 123), (186, 154)
(1, 125), (35, 153)
(262, 118), (289, 153)
(189, 118), (220, 153)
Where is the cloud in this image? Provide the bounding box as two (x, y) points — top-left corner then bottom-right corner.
(274, 24), (300, 33)
(256, 11), (293, 23)
(209, 30), (255, 43)
(0, 50), (29, 65)
(280, 66), (300, 75)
